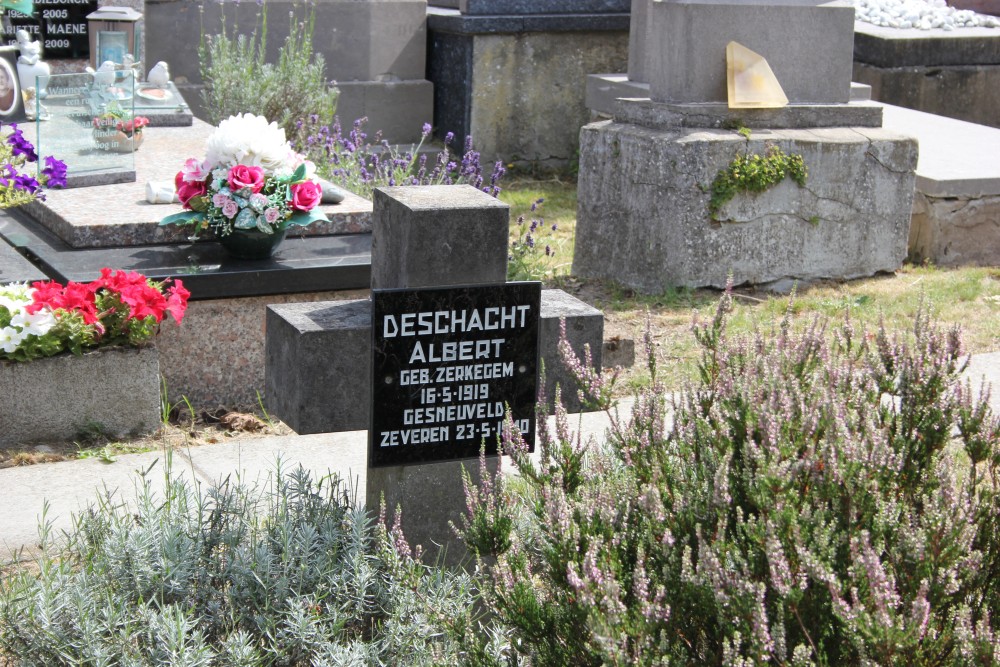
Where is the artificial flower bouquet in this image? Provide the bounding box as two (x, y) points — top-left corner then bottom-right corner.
(0, 122), (66, 208)
(92, 109), (150, 138)
(0, 268), (189, 362)
(159, 113), (325, 239)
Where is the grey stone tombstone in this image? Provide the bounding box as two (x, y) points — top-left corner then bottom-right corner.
(576, 0), (918, 290)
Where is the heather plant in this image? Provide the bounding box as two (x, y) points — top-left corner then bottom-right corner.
(294, 116), (505, 200)
(199, 6), (338, 149)
(0, 462), (501, 665)
(457, 294), (1000, 665)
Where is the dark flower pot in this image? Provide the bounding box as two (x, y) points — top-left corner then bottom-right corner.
(218, 227), (286, 260)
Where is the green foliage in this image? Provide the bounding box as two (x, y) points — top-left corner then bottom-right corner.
(507, 198), (563, 282)
(0, 463), (502, 665)
(709, 145), (808, 220)
(199, 7), (338, 147)
(458, 297), (1000, 665)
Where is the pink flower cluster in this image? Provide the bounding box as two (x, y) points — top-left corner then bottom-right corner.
(174, 162), (322, 217)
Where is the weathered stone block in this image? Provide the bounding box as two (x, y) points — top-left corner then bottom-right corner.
(371, 185), (510, 289)
(574, 120), (918, 290)
(0, 347), (160, 446)
(646, 0), (855, 105)
(909, 192), (1000, 267)
(265, 290), (605, 434)
(428, 26), (629, 168)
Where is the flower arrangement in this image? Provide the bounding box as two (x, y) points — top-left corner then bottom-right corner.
(0, 122), (66, 207)
(92, 104), (149, 152)
(159, 113), (325, 239)
(0, 268), (189, 362)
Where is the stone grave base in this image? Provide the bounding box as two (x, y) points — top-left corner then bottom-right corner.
(574, 120), (918, 291)
(909, 193), (1000, 267)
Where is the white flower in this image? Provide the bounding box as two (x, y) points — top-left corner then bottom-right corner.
(11, 308), (55, 336)
(204, 114), (293, 173)
(0, 326), (24, 353)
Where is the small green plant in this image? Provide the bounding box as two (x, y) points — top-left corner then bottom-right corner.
(708, 144), (808, 220)
(199, 6), (338, 147)
(737, 125), (752, 140)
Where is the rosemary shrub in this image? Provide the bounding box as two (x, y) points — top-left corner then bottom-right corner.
(199, 7), (338, 149)
(0, 463), (498, 665)
(458, 296), (1000, 665)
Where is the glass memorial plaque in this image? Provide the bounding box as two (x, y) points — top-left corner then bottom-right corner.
(35, 71), (136, 187)
(370, 282), (541, 468)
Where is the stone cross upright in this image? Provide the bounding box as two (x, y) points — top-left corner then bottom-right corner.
(265, 185), (605, 564)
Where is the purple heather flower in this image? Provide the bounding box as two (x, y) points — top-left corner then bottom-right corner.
(222, 199), (239, 218)
(421, 122), (432, 136)
(41, 156), (67, 188)
(444, 131), (455, 145)
(6, 125), (38, 162)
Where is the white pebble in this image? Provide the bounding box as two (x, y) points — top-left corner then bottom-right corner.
(854, 0), (999, 30)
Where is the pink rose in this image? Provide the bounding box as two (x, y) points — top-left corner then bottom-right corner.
(290, 180), (322, 212)
(175, 171), (207, 210)
(227, 165), (265, 194)
(180, 158), (210, 183)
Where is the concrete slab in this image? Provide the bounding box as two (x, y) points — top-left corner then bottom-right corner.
(881, 103), (1000, 198)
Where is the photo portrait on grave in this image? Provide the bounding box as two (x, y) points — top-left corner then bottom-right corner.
(0, 49), (25, 122)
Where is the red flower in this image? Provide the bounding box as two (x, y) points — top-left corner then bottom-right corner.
(166, 280), (190, 323)
(227, 165), (266, 194)
(60, 281), (99, 324)
(175, 171), (207, 210)
(290, 180), (322, 212)
(25, 279), (64, 314)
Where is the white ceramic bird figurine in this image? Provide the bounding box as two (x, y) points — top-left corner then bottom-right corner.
(85, 61), (117, 88)
(146, 61), (170, 88)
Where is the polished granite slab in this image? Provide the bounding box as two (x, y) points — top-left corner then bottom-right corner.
(0, 210), (371, 300)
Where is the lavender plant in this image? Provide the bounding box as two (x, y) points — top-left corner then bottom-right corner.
(294, 116), (505, 201)
(457, 295), (1000, 665)
(0, 462), (500, 666)
(507, 197), (561, 282)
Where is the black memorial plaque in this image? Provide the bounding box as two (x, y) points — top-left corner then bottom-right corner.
(370, 282), (540, 468)
(5, 0), (98, 60)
